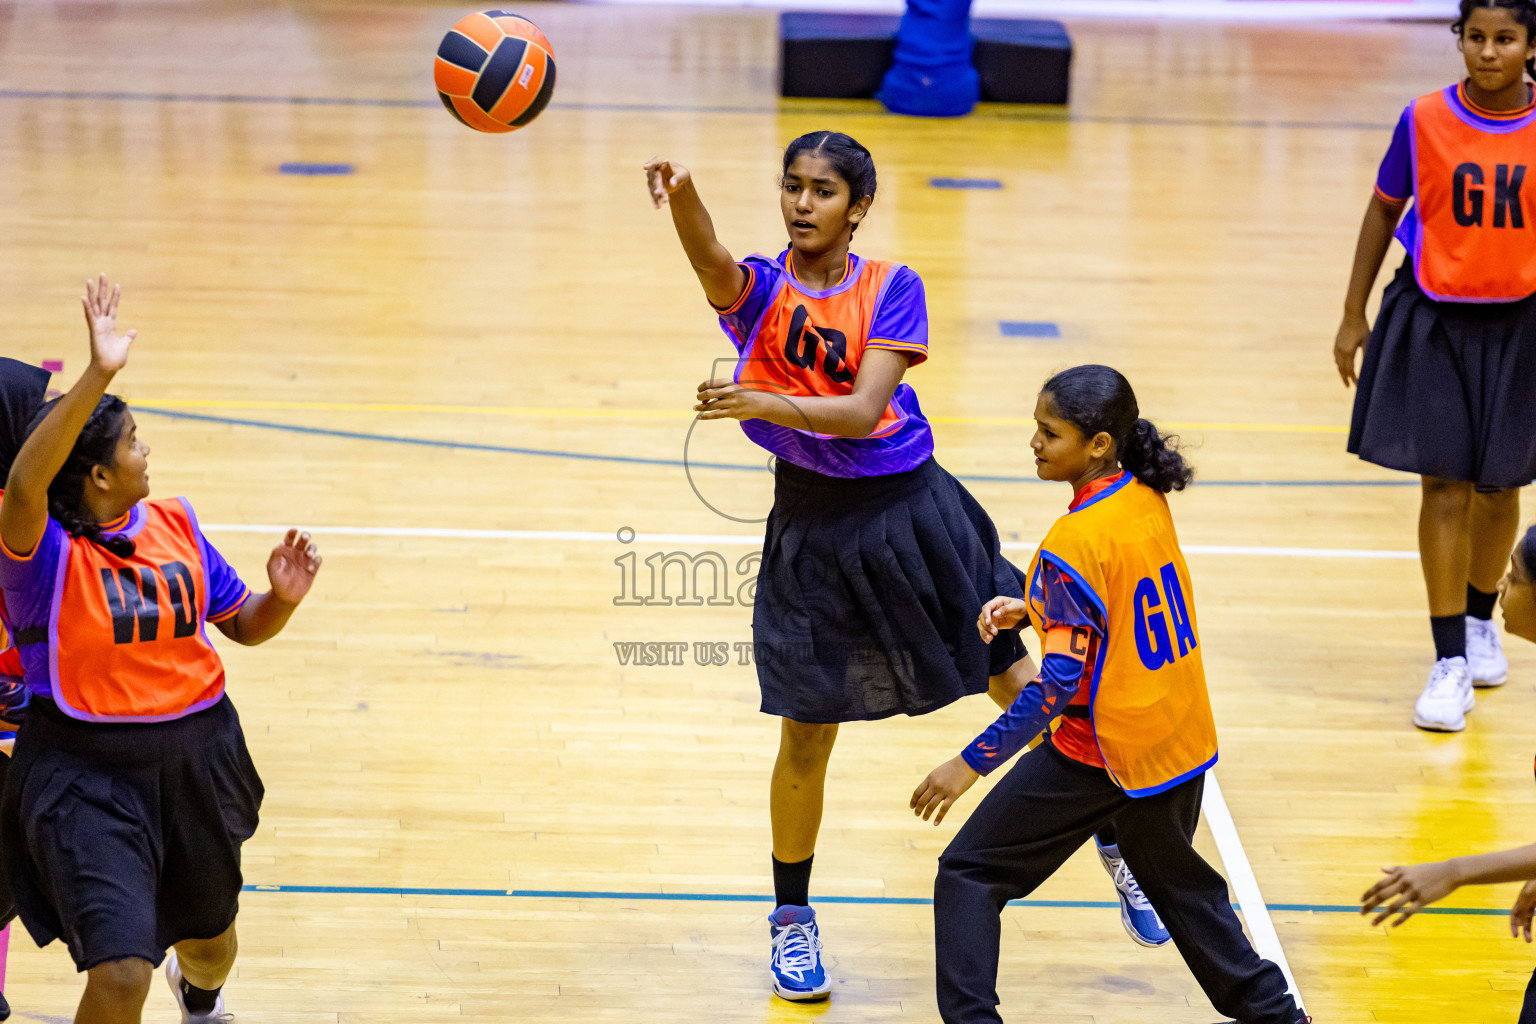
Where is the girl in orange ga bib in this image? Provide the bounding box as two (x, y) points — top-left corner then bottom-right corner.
(643, 133), (1163, 1002)
(913, 366), (1307, 1024)
(1336, 0), (1536, 734)
(0, 277), (321, 1024)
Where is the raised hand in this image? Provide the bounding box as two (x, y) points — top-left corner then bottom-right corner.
(977, 596), (1028, 643)
(1360, 861), (1461, 927)
(644, 157), (692, 209)
(267, 529), (322, 605)
(81, 273), (137, 374)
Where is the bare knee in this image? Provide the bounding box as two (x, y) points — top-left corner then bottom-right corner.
(1421, 476), (1472, 518)
(85, 958), (154, 1004)
(778, 720), (838, 774)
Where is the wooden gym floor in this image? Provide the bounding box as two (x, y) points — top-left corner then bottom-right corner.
(0, 2), (1528, 1021)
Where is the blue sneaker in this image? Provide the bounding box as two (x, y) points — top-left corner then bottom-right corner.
(768, 905), (831, 1001)
(1095, 839), (1170, 948)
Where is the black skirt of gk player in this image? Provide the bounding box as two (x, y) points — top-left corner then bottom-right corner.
(1349, 258), (1536, 490)
(0, 695), (263, 971)
(754, 456), (1029, 724)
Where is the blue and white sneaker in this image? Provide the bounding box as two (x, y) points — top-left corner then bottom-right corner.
(768, 904), (831, 1001)
(1095, 839), (1170, 948)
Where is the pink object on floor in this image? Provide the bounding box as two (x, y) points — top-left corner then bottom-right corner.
(0, 921), (11, 987)
(41, 360), (62, 373)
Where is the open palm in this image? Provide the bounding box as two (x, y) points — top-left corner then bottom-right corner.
(267, 529), (322, 604)
(81, 273), (137, 372)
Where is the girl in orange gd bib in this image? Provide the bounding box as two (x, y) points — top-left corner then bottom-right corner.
(1336, 0), (1536, 733)
(0, 277), (321, 1024)
(914, 366), (1307, 1024)
(646, 132), (1060, 1000)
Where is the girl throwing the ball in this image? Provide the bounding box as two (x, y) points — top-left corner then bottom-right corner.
(644, 133), (1167, 1001)
(0, 276), (321, 1024)
(1337, 0), (1536, 732)
(914, 365), (1306, 1024)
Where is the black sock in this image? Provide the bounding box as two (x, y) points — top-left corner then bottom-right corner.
(1468, 584), (1498, 621)
(1096, 823), (1117, 848)
(772, 854), (813, 908)
(1431, 614), (1467, 661)
(179, 978), (221, 1015)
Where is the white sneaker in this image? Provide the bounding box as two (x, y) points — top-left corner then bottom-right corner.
(1466, 617), (1509, 689)
(164, 949), (233, 1023)
(1413, 657), (1474, 732)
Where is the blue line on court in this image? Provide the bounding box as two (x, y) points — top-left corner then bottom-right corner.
(280, 161), (354, 175)
(931, 177), (1003, 189)
(0, 87), (1396, 132)
(238, 883), (1503, 917)
(135, 407), (1415, 488)
(999, 320), (1061, 338)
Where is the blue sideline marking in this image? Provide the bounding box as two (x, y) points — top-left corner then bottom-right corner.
(237, 883), (1502, 917)
(133, 407), (1414, 488)
(931, 177), (1003, 190)
(0, 88), (1397, 131)
(999, 320), (1061, 338)
(280, 162), (354, 175)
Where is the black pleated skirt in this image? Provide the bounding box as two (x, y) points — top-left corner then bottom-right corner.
(1349, 259), (1536, 490)
(0, 695), (263, 971)
(753, 456), (1029, 724)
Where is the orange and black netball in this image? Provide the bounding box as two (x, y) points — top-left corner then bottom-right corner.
(434, 11), (556, 134)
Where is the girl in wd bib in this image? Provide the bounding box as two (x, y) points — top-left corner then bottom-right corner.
(645, 134), (1159, 1000)
(915, 366), (1307, 1024)
(0, 276), (322, 1024)
(1336, 0), (1536, 733)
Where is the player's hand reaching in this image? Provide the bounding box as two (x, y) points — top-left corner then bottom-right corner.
(81, 273), (137, 375)
(267, 529), (323, 605)
(977, 596), (1028, 643)
(911, 755), (980, 826)
(1333, 312), (1369, 387)
(1360, 861), (1461, 927)
(1511, 880), (1536, 942)
(644, 158), (693, 209)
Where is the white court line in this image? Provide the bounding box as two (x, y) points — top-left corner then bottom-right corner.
(203, 524), (1417, 561)
(1202, 772), (1304, 1009)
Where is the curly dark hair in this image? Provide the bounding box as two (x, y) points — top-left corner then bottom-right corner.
(24, 394), (135, 557)
(1041, 364), (1194, 494)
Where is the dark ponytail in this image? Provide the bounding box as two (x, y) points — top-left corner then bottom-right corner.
(782, 131), (878, 234)
(1454, 0), (1536, 79)
(1041, 364), (1194, 494)
(1519, 522), (1536, 580)
(24, 395), (135, 558)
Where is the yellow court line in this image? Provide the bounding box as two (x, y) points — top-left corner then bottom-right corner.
(131, 399), (1348, 434)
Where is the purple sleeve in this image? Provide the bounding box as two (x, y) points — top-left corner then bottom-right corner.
(200, 532), (252, 623)
(1374, 106), (1413, 204)
(960, 565), (1103, 776)
(716, 256), (780, 352)
(0, 518), (64, 597)
(867, 266), (928, 365)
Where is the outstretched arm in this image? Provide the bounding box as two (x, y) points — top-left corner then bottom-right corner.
(1333, 193), (1405, 387)
(1361, 843), (1536, 928)
(1, 275), (136, 558)
(216, 529), (322, 646)
(645, 158), (747, 309)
